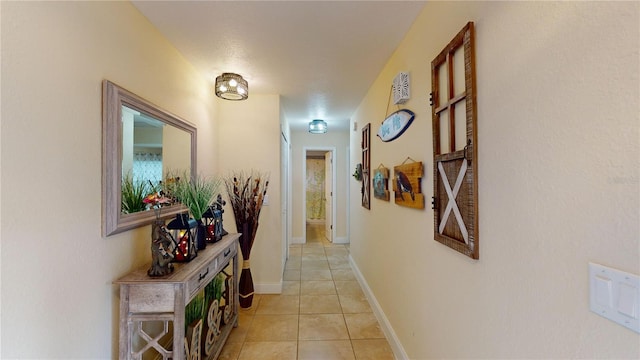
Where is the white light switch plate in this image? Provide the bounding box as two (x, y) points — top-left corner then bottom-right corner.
(589, 262), (640, 333)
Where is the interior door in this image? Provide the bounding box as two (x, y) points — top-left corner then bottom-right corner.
(281, 132), (289, 262)
(324, 151), (333, 242)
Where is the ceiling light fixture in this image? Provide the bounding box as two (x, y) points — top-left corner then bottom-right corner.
(309, 119), (328, 134)
(215, 73), (248, 100)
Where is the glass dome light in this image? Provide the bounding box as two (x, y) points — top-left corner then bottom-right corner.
(309, 119), (328, 134)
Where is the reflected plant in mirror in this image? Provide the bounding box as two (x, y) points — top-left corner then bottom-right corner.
(121, 171), (151, 214)
(102, 80), (197, 236)
(121, 170), (180, 217)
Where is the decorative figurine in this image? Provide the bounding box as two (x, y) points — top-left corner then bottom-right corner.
(148, 221), (175, 277)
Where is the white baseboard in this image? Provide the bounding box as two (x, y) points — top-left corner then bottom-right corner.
(291, 237), (305, 244)
(348, 255), (408, 360)
(254, 281), (283, 294)
(332, 236), (349, 244)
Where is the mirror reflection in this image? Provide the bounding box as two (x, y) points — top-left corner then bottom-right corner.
(120, 105), (191, 214)
(123, 106), (164, 188)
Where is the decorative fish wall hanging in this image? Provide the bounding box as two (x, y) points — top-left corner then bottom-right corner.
(377, 109), (415, 142)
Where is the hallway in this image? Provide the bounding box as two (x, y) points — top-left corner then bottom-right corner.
(219, 224), (394, 359)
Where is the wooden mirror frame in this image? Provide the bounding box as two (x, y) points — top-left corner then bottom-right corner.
(102, 80), (196, 236)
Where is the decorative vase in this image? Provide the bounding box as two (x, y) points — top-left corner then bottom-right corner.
(224, 171), (269, 309)
(147, 219), (175, 277)
(238, 222), (255, 308)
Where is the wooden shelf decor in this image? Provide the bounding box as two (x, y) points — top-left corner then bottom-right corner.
(392, 158), (424, 209)
(114, 233), (240, 360)
(430, 21), (479, 259)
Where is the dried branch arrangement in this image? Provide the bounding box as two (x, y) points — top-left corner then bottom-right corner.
(223, 170), (269, 308)
(223, 170), (270, 242)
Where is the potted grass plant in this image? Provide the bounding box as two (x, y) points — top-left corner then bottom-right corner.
(173, 172), (222, 250)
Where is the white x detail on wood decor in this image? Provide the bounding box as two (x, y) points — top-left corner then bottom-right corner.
(437, 161), (469, 244)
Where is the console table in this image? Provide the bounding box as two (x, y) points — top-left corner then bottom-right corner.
(115, 233), (240, 360)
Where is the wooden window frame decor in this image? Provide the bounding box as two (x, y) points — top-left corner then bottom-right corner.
(430, 21), (479, 259)
(361, 123), (371, 209)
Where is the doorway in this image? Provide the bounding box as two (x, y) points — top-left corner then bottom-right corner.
(302, 147), (336, 244)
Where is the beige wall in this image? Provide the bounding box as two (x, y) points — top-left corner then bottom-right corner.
(217, 94), (283, 293)
(349, 1), (639, 358)
(1, 2), (219, 358)
(291, 129), (350, 243)
(2, 1), (638, 358)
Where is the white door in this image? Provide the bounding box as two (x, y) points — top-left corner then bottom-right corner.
(324, 151), (333, 242)
(281, 132), (289, 263)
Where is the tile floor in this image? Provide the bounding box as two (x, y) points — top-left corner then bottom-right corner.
(218, 224), (394, 360)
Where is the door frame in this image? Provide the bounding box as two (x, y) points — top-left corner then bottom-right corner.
(324, 150), (333, 243)
(302, 146), (337, 243)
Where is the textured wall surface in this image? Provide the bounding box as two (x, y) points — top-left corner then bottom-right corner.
(217, 94), (283, 293)
(1, 2), (219, 358)
(349, 1), (639, 358)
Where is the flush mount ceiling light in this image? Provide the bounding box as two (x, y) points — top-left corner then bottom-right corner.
(215, 73), (248, 100)
(309, 119), (328, 134)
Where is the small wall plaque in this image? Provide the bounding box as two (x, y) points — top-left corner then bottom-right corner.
(393, 72), (410, 104)
(373, 165), (390, 201)
(393, 159), (424, 209)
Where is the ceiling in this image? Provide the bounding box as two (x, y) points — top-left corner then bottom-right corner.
(132, 1), (426, 132)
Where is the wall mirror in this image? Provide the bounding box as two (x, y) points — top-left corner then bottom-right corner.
(102, 80), (197, 236)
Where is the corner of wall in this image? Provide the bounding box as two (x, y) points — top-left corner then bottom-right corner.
(254, 281), (283, 294)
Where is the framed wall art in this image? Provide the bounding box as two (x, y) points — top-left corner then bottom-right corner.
(373, 165), (390, 201)
(393, 159), (424, 209)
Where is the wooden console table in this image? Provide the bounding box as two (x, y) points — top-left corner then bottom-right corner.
(115, 233), (240, 360)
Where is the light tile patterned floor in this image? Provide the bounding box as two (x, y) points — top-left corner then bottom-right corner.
(219, 224), (394, 360)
